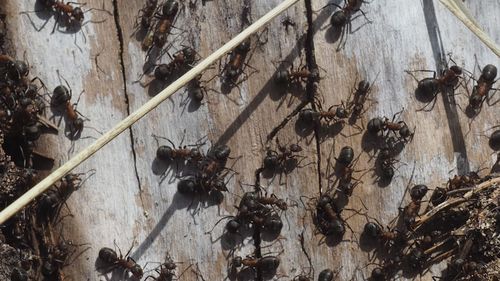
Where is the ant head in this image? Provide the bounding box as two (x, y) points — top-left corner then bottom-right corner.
(236, 40), (251, 53)
(154, 33), (167, 48)
(276, 199), (287, 210)
(330, 11), (347, 27)
(363, 222), (381, 238)
(289, 143), (302, 153)
(163, 0), (179, 16)
(24, 123), (41, 141)
(226, 219), (241, 234)
(52, 85), (71, 105)
(317, 194), (332, 207)
(72, 7), (84, 22)
(157, 145), (173, 161)
(274, 69), (290, 84)
(154, 64), (172, 80)
(482, 64), (497, 82)
(358, 80), (370, 93)
(177, 177), (197, 195)
(189, 148), (203, 159)
(164, 261), (177, 271)
(72, 118), (84, 132)
(367, 117), (383, 134)
(410, 184), (428, 201)
(399, 124), (411, 138)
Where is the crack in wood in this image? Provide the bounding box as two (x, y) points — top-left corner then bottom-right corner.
(111, 0), (144, 199)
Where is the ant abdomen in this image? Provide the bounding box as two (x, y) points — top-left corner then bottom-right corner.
(177, 177), (197, 195)
(417, 77), (439, 96)
(363, 222), (381, 238)
(489, 130), (500, 150)
(300, 108), (319, 123)
(156, 146), (173, 161)
(318, 269), (334, 281)
(337, 146), (354, 166)
(98, 247), (118, 264)
(52, 85), (71, 106)
(226, 219), (240, 233)
(367, 117), (383, 134)
(481, 64), (497, 82)
(274, 70), (290, 84)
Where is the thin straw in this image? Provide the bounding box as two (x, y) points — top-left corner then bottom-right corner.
(440, 0), (500, 57)
(0, 0), (300, 225)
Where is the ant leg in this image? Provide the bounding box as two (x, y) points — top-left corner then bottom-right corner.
(486, 88), (499, 106)
(51, 13), (60, 34)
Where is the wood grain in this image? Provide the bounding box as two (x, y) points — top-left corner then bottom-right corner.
(4, 0), (500, 280)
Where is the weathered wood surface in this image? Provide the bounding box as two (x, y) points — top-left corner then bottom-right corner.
(4, 0), (500, 280)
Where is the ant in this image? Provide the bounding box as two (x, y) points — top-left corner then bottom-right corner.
(329, 146), (363, 196)
(222, 39), (254, 86)
(281, 16), (296, 32)
(152, 0), (180, 49)
(405, 59), (463, 111)
(197, 143), (232, 179)
(255, 193), (287, 211)
(367, 109), (414, 144)
(22, 1), (111, 38)
(147, 47), (197, 83)
(315, 194), (346, 237)
(465, 63), (498, 114)
(49, 73), (88, 139)
(177, 173), (229, 198)
(400, 184), (428, 228)
(320, 0), (371, 50)
(144, 253), (179, 281)
(135, 0), (159, 31)
(274, 63), (320, 87)
(362, 218), (407, 248)
(263, 139), (303, 171)
(231, 255), (280, 275)
(152, 134), (204, 164)
(318, 269), (335, 281)
(490, 128), (500, 150)
(98, 245), (143, 279)
(349, 79), (375, 122)
(365, 256), (401, 281)
(373, 136), (403, 181)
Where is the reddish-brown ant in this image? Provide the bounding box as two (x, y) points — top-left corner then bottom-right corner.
(98, 245), (143, 279)
(349, 79), (376, 121)
(406, 60), (463, 111)
(135, 0), (159, 30)
(222, 39), (254, 85)
(367, 109), (414, 144)
(49, 73), (88, 139)
(151, 0), (180, 49)
(263, 138), (304, 171)
(21, 1), (111, 36)
(152, 134), (204, 164)
(274, 63), (320, 86)
(465, 63), (498, 114)
(330, 146), (363, 196)
(141, 47), (197, 84)
(231, 255), (280, 275)
(400, 184), (428, 228)
(144, 253), (179, 281)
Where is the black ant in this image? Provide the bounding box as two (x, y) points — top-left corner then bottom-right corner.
(374, 136), (403, 181)
(330, 146), (363, 196)
(177, 173), (228, 197)
(367, 109), (414, 144)
(301, 99), (363, 133)
(274, 63), (320, 87)
(349, 79), (375, 122)
(98, 245), (143, 279)
(465, 63), (498, 114)
(362, 218), (407, 248)
(406, 60), (463, 111)
(315, 194), (347, 237)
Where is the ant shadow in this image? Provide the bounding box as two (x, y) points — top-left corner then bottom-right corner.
(94, 258), (137, 281)
(150, 157), (194, 184)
